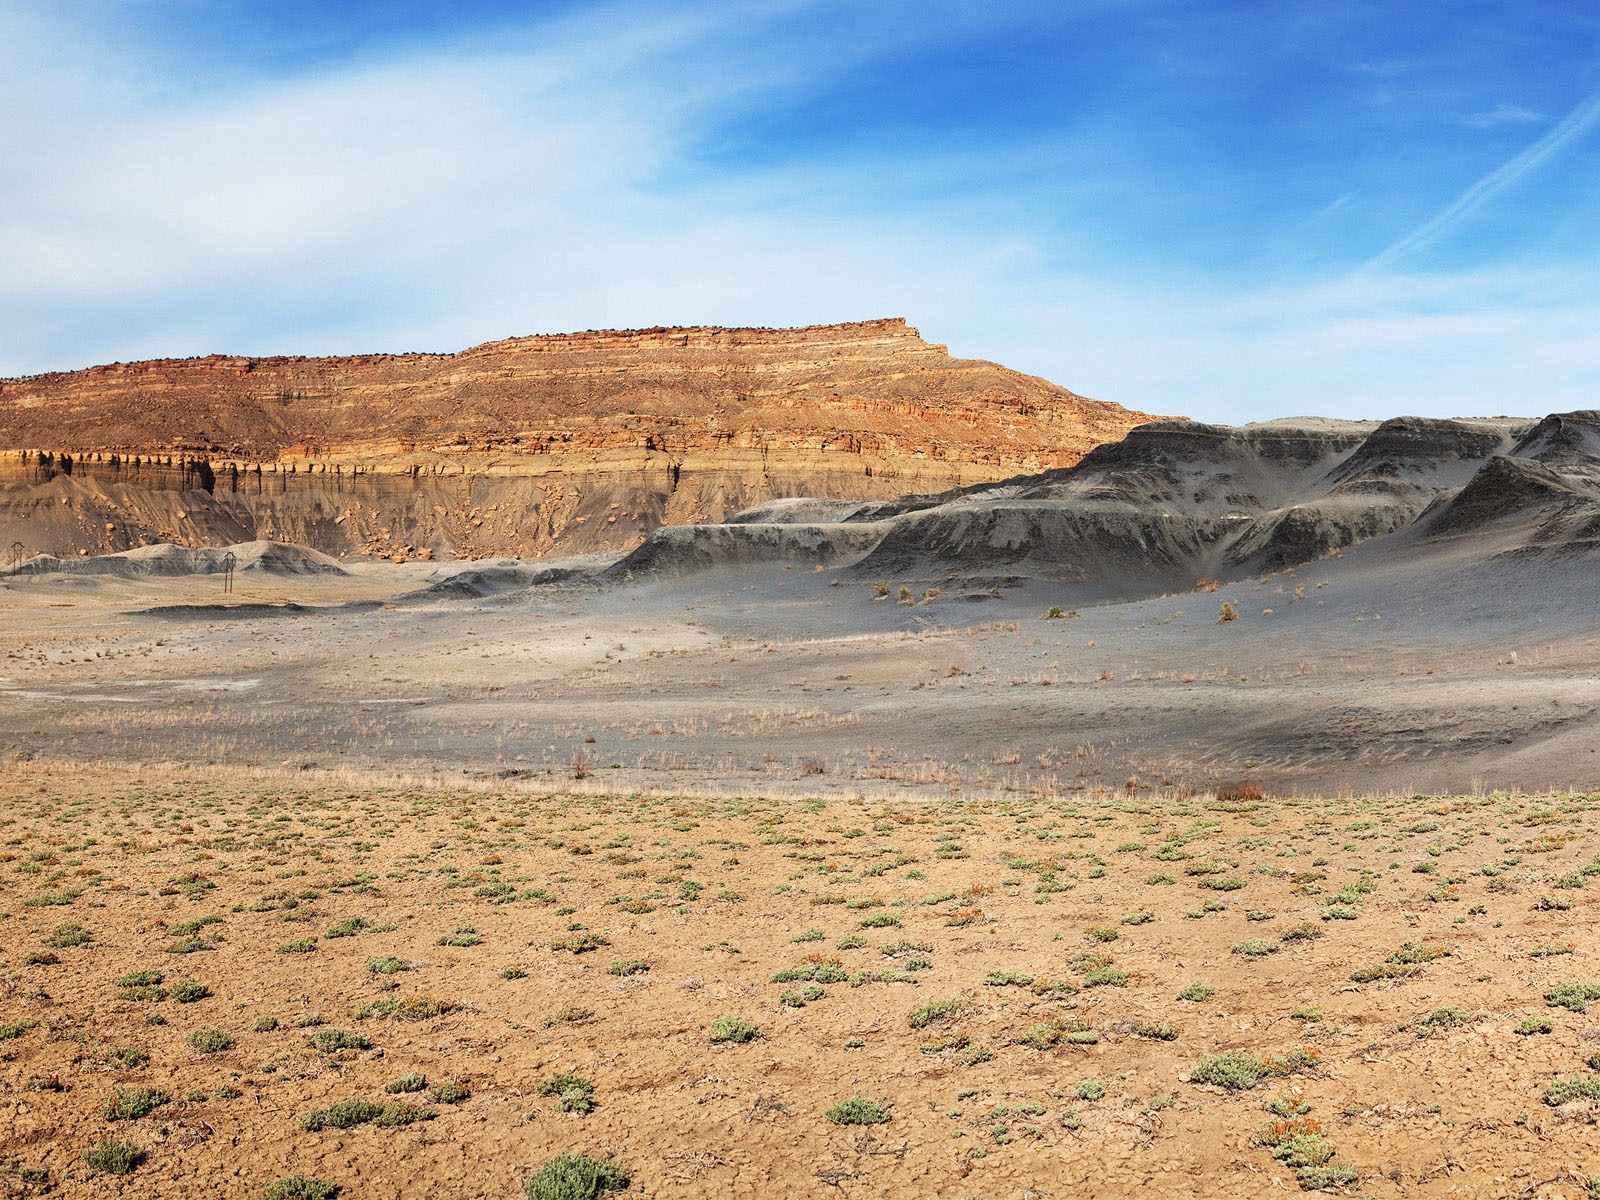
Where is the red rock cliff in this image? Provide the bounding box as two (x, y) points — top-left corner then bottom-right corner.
(0, 319), (1161, 559)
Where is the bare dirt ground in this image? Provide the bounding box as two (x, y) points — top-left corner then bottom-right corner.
(0, 529), (1597, 800)
(3, 764), (1600, 1199)
(1, 539), (1599, 1197)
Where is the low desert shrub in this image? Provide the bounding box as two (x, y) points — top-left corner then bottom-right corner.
(1257, 1116), (1357, 1189)
(1133, 1020), (1179, 1041)
(1417, 1007), (1472, 1035)
(83, 1140), (145, 1176)
(1546, 981), (1600, 1013)
(26, 889), (81, 908)
(264, 1177), (340, 1200)
(1231, 938), (1278, 959)
(46, 922), (93, 948)
(826, 1096), (890, 1125)
(299, 1098), (434, 1131)
(524, 1154), (629, 1200)
(1191, 1051), (1265, 1090)
(551, 932), (609, 954)
(770, 961), (848, 984)
(709, 1016), (762, 1044)
(908, 998), (964, 1028)
(102, 1086), (168, 1121)
(1544, 1075), (1600, 1106)
(535, 1072), (595, 1114)
(985, 970), (1033, 987)
(188, 1027), (233, 1054)
(1083, 965), (1127, 987)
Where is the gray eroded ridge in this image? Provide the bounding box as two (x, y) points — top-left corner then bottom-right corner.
(606, 412), (1600, 593)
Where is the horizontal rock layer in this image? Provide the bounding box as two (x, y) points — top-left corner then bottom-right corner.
(0, 319), (1156, 559)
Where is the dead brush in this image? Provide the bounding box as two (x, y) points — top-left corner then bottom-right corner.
(1263, 1046), (1323, 1076)
(1259, 1115), (1324, 1144)
(1214, 780), (1266, 804)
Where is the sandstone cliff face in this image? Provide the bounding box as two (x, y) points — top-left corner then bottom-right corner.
(0, 319), (1156, 560)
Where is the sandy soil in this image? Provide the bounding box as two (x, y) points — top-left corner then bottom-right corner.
(2, 764), (1599, 1199)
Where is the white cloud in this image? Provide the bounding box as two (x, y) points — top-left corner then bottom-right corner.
(2, 1), (1599, 427)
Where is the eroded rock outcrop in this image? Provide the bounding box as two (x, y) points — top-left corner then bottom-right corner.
(614, 412), (1600, 594)
(0, 319), (1157, 560)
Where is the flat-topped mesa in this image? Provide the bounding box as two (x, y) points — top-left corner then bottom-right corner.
(0, 319), (1160, 560)
(463, 317), (936, 357)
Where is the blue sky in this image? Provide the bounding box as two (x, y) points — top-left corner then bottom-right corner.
(3, 0), (1599, 421)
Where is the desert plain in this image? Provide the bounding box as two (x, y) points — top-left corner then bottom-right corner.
(4, 333), (1600, 1198)
(0, 520), (1598, 1199)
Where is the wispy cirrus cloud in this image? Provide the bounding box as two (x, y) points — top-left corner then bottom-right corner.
(1364, 85), (1600, 272)
(3, 1), (1600, 424)
(1462, 102), (1543, 129)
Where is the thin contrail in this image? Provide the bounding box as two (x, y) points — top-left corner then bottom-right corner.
(1363, 85), (1600, 272)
